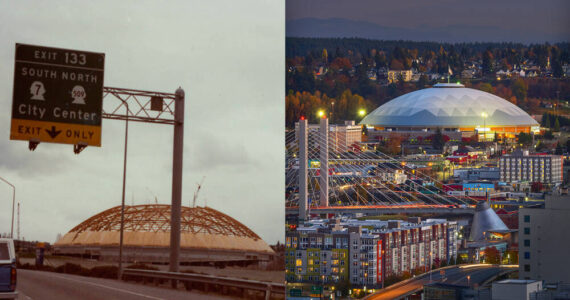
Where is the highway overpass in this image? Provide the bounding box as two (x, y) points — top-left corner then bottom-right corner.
(365, 264), (518, 300)
(286, 204), (475, 216)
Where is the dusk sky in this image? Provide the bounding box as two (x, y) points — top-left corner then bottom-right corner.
(287, 0), (570, 43)
(0, 0), (284, 244)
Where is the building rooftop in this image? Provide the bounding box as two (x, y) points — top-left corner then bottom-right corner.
(297, 218), (448, 234)
(495, 279), (540, 285)
(360, 86), (538, 128)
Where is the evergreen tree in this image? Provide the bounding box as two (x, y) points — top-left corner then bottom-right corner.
(544, 114), (551, 128)
(552, 58), (563, 78)
(541, 112), (548, 127)
(554, 118), (560, 132)
(517, 132), (533, 146)
(482, 49), (494, 75)
(433, 128), (445, 150)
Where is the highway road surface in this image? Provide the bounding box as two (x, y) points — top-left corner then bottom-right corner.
(367, 264), (517, 300)
(16, 269), (233, 300)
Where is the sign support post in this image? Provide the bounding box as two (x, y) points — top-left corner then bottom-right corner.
(117, 101), (129, 280)
(169, 87), (185, 286)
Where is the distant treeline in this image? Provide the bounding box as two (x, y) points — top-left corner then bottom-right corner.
(286, 37), (570, 62)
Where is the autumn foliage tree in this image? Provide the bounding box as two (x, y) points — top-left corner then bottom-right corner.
(484, 247), (501, 264)
(330, 57), (352, 71)
(386, 133), (404, 155)
(512, 78), (528, 107)
(285, 90), (373, 127)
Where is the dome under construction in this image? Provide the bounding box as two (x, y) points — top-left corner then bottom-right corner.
(54, 204), (274, 265)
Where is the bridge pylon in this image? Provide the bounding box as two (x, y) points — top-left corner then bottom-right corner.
(298, 118), (308, 222)
(319, 117), (329, 207)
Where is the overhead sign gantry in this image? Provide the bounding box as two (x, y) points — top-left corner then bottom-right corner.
(8, 43), (186, 283)
(10, 43), (105, 150)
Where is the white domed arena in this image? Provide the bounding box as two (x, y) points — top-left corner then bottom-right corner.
(360, 83), (539, 142)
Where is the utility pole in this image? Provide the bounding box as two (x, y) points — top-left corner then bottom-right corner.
(17, 203), (20, 240)
(0, 176), (16, 239)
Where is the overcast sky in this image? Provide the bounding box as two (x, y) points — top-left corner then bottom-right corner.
(287, 0), (570, 43)
(0, 1), (284, 244)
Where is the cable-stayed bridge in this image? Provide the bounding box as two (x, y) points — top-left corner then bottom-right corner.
(286, 118), (480, 220)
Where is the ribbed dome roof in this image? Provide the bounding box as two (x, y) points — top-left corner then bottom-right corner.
(67, 204), (260, 239)
(55, 205), (274, 254)
(360, 83), (538, 128)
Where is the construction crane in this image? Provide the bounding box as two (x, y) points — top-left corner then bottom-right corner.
(192, 176), (206, 207)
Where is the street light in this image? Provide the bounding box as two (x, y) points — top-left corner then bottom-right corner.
(467, 275), (471, 287)
(318, 110), (325, 118)
(0, 176), (16, 239)
(481, 112), (488, 142)
(358, 109), (366, 117)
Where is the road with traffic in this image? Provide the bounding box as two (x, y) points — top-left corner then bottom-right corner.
(366, 264), (517, 300)
(16, 269), (233, 300)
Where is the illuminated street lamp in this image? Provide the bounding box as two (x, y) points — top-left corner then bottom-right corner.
(467, 275), (471, 287)
(318, 110), (326, 118)
(358, 109), (366, 117)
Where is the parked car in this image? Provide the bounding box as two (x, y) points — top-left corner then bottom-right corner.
(0, 238), (17, 299)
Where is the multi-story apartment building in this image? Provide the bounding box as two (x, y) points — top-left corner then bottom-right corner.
(387, 69), (412, 83)
(294, 120), (362, 154)
(518, 195), (570, 283)
(349, 227), (381, 286)
(285, 218), (457, 288)
(285, 224), (351, 285)
(499, 151), (563, 184)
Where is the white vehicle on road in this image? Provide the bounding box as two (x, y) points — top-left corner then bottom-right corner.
(0, 238), (17, 299)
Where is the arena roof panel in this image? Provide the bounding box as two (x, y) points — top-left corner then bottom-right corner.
(360, 84), (538, 128)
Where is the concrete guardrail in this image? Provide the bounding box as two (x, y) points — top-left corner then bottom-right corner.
(122, 268), (284, 299)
